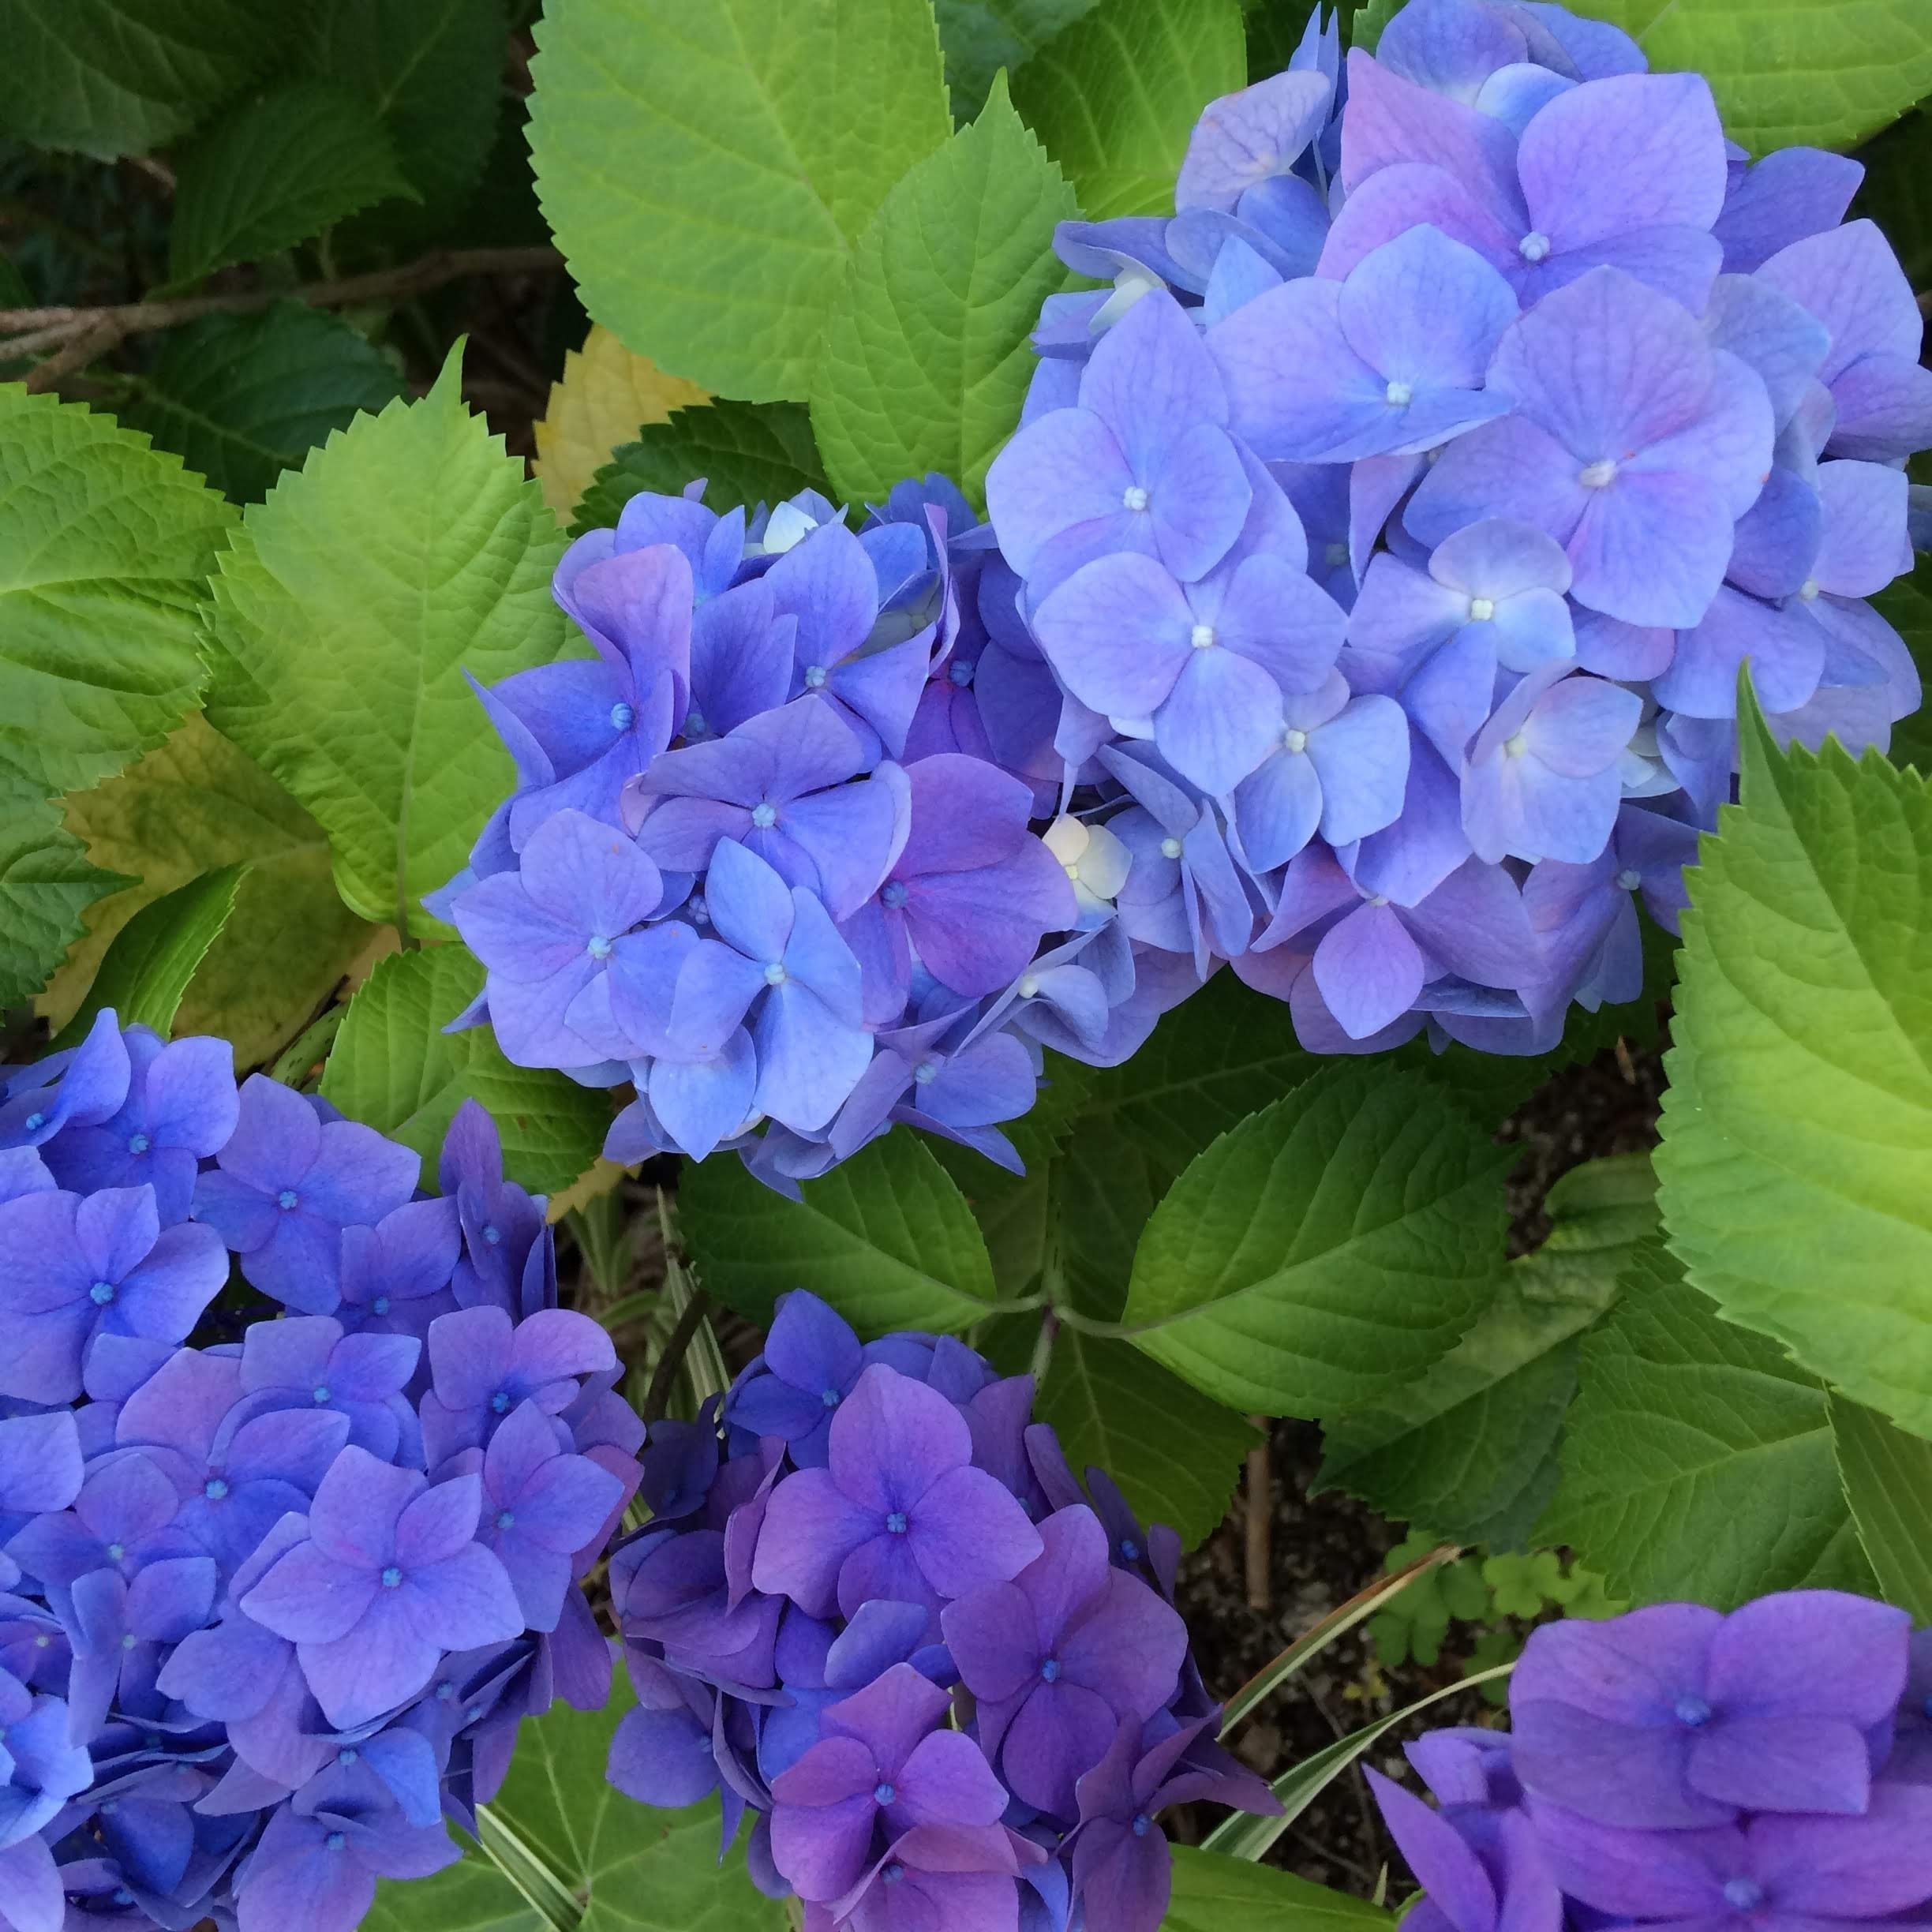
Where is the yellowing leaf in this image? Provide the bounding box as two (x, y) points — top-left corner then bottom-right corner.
(534, 326), (709, 519)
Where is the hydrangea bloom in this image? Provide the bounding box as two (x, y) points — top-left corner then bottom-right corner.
(0, 1022), (642, 1932)
(1373, 1590), (1932, 1932)
(605, 1289), (1276, 1931)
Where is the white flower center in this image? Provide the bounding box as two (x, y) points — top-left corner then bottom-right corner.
(1798, 578), (1821, 601)
(1384, 379), (1413, 407)
(1503, 732), (1530, 758)
(1159, 837), (1183, 859)
(1616, 868), (1642, 891)
(1468, 597), (1496, 623)
(1578, 459), (1618, 489)
(1519, 231), (1552, 263)
(1122, 485), (1150, 512)
(1282, 728), (1309, 754)
(1189, 623), (1216, 650)
(1017, 975), (1040, 998)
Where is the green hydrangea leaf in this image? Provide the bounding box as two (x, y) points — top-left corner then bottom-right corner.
(49, 863), (242, 1048)
(1656, 702), (1932, 1433)
(1165, 1846), (1392, 1931)
(299, 0), (507, 236)
(1591, 0), (1932, 154)
(167, 80), (415, 284)
(1319, 1153), (1657, 1548)
(813, 76), (1078, 509)
(1121, 1065), (1511, 1417)
(1872, 554), (1932, 777)
(1010, 0), (1246, 219)
(123, 302), (407, 502)
(365, 1674), (783, 1932)
(0, 0), (283, 159)
(0, 777), (131, 1011)
(0, 385), (236, 796)
(1833, 1393), (1932, 1623)
(1539, 1241), (1876, 1608)
(1853, 110), (1932, 294)
(572, 402), (829, 537)
(40, 716), (380, 1069)
(202, 350), (571, 939)
(1038, 1327), (1256, 1548)
(934, 0), (1099, 114)
(320, 947), (608, 1197)
(680, 1130), (1004, 1335)
(529, 0), (952, 403)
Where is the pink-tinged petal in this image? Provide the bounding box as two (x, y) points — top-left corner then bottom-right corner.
(1211, 279), (1376, 462)
(241, 1539), (378, 1646)
(520, 808), (664, 936)
(1318, 162), (1518, 282)
(984, 409), (1133, 580)
(904, 845), (1073, 998)
(1567, 471), (1741, 629)
(1339, 224), (1520, 391)
(772, 1792), (878, 1901)
(835, 1526), (941, 1627)
(1829, 352), (1932, 464)
(1312, 901), (1425, 1039)
(395, 1474), (483, 1570)
(1216, 558), (1347, 693)
(298, 1595), (443, 1730)
(941, 1579), (1035, 1704)
(1368, 1768), (1497, 1932)
(1634, 350), (1777, 523)
(1526, 1800), (1737, 1913)
(1520, 74), (1727, 250)
(1762, 1783), (1932, 1915)
(781, 769), (912, 923)
(1524, 676), (1642, 777)
(1176, 68), (1333, 212)
(1406, 415), (1589, 552)
(1814, 459), (1911, 597)
(752, 1469), (881, 1617)
(1653, 586), (1824, 720)
(829, 1364), (971, 1515)
(899, 754), (1032, 877)
(1687, 1714), (1873, 1817)
(896, 1728), (1009, 1829)
(1001, 1679), (1118, 1816)
(1339, 49), (1523, 219)
(300, 1121), (420, 1224)
(1402, 859), (1541, 991)
(629, 796), (751, 874)
(1709, 1589), (1909, 1723)
(1758, 219), (1923, 380)
(1714, 147), (1863, 274)
(1148, 420), (1253, 582)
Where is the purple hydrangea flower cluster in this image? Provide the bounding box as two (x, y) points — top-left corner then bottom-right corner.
(986, 0), (1930, 1053)
(1372, 1589), (1932, 1932)
(0, 1014), (642, 1932)
(605, 1288), (1278, 1932)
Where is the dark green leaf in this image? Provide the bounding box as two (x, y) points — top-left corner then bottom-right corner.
(1122, 1065), (1511, 1417)
(1012, 0), (1246, 219)
(1165, 1846), (1392, 1930)
(1319, 1154), (1655, 1548)
(1852, 110), (1932, 294)
(572, 403), (829, 537)
(1833, 1393), (1932, 1623)
(49, 864), (242, 1047)
(680, 1129), (1006, 1335)
(300, 0), (507, 237)
(812, 75), (1079, 508)
(1038, 1327), (1256, 1547)
(321, 947), (609, 1196)
(934, 0), (1098, 115)
(0, 0), (283, 159)
(1539, 1241), (1876, 1608)
(1873, 554), (1932, 777)
(124, 303), (406, 502)
(1245, 0), (1324, 77)
(0, 777), (131, 1010)
(167, 80), (415, 283)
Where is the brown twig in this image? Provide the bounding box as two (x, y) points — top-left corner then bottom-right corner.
(1, 245), (564, 371)
(24, 320), (125, 394)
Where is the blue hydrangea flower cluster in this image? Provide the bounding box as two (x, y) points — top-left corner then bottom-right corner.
(0, 1013), (642, 1932)
(436, 479), (1206, 1196)
(1372, 1589), (1932, 1932)
(605, 1288), (1277, 1932)
(987, 0), (1931, 1052)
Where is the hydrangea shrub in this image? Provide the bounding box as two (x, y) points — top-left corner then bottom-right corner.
(3, 0), (1932, 1926)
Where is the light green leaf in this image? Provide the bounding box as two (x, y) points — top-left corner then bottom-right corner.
(814, 77), (1077, 508)
(167, 80), (415, 284)
(1833, 1393), (1932, 1623)
(1539, 1241), (1876, 1608)
(202, 350), (571, 939)
(1350, 0), (1398, 50)
(529, 0), (952, 403)
(1122, 1065), (1511, 1417)
(1039, 1327), (1256, 1547)
(320, 947), (608, 1196)
(300, 0), (507, 235)
(40, 716), (380, 1069)
(934, 0), (1099, 114)
(1589, 0), (1932, 155)
(364, 1673), (784, 1932)
(49, 864), (242, 1048)
(0, 777), (130, 1011)
(1655, 704), (1932, 1434)
(1164, 1846), (1392, 1931)
(1011, 0), (1246, 219)
(124, 303), (407, 503)
(681, 1130), (1007, 1335)
(572, 403), (829, 538)
(1318, 1153), (1656, 1548)
(0, 0), (280, 159)
(0, 384), (236, 796)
